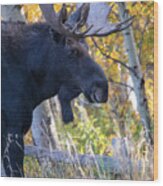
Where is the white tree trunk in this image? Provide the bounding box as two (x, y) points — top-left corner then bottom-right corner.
(32, 100), (60, 150)
(118, 2), (153, 146)
(31, 100), (61, 176)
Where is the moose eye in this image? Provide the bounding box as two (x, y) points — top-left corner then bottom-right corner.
(66, 38), (73, 45)
(69, 48), (81, 57)
(72, 48), (80, 56)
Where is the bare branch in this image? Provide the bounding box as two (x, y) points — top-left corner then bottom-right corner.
(91, 38), (136, 75)
(109, 78), (134, 91)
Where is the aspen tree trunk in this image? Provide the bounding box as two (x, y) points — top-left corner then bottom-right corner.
(31, 99), (61, 177)
(118, 3), (153, 146)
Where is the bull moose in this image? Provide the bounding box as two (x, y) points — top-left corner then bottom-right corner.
(1, 3), (133, 177)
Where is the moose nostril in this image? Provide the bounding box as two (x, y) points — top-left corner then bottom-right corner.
(89, 80), (108, 103)
(94, 88), (103, 102)
(91, 86), (108, 103)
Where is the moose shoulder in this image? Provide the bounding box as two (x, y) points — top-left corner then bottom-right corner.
(1, 3), (133, 177)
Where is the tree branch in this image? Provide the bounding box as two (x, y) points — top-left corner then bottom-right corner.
(91, 38), (137, 76)
(109, 78), (134, 91)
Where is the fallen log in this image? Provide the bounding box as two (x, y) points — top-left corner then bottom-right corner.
(25, 145), (121, 174)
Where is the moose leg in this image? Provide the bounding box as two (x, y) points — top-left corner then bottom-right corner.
(58, 85), (81, 124)
(2, 128), (24, 177)
(59, 99), (73, 123)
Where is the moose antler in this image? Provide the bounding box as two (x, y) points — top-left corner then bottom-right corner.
(39, 3), (133, 38)
(84, 3), (134, 37)
(39, 4), (92, 38)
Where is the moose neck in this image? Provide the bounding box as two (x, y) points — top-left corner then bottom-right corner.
(30, 74), (62, 109)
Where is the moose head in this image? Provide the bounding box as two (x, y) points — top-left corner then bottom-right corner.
(38, 3), (133, 123)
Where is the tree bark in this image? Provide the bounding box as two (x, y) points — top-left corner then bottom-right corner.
(118, 2), (153, 146)
(24, 144), (150, 177)
(24, 145), (121, 174)
(31, 99), (61, 176)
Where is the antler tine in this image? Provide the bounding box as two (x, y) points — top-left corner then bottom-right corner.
(59, 3), (91, 38)
(70, 5), (92, 37)
(57, 4), (72, 34)
(73, 24), (93, 38)
(39, 4), (70, 35)
(58, 3), (68, 24)
(40, 3), (91, 38)
(40, 4), (73, 37)
(84, 15), (134, 37)
(65, 4), (90, 32)
(40, 3), (133, 39)
(107, 4), (115, 17)
(76, 4), (90, 28)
